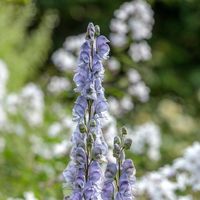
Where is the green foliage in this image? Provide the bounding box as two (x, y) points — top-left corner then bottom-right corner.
(0, 2), (57, 91)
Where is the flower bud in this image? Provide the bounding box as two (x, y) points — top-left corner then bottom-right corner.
(90, 119), (96, 127)
(95, 25), (100, 36)
(123, 138), (132, 150)
(121, 126), (128, 135)
(91, 132), (96, 141)
(87, 133), (94, 148)
(113, 143), (121, 158)
(79, 123), (87, 133)
(86, 22), (95, 40)
(114, 136), (121, 146)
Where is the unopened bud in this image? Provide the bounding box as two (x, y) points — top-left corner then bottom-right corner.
(87, 134), (94, 147)
(121, 126), (128, 135)
(86, 22), (95, 40)
(91, 132), (96, 141)
(95, 25), (100, 36)
(79, 123), (87, 133)
(113, 144), (121, 158)
(114, 136), (121, 146)
(124, 138), (132, 150)
(90, 119), (96, 127)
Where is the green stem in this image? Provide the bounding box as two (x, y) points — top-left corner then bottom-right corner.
(85, 38), (94, 183)
(118, 158), (121, 191)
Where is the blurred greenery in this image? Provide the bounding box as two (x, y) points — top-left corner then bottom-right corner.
(0, 0), (200, 199)
(0, 2), (57, 90)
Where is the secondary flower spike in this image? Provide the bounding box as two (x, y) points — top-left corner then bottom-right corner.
(63, 23), (136, 200)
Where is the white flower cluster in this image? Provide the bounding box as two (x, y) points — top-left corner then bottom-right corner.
(47, 76), (71, 95)
(137, 142), (200, 199)
(110, 0), (154, 62)
(6, 83), (44, 127)
(108, 95), (134, 116)
(30, 134), (70, 159)
(173, 142), (200, 191)
(127, 69), (150, 102)
(7, 191), (38, 200)
(129, 122), (161, 161)
(30, 105), (77, 159)
(107, 69), (150, 116)
(52, 34), (85, 72)
(106, 56), (121, 72)
(101, 112), (118, 162)
(0, 60), (9, 126)
(31, 113), (77, 159)
(0, 60), (9, 99)
(0, 60), (44, 139)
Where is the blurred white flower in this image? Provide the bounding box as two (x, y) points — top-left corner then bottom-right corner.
(108, 97), (121, 116)
(30, 135), (52, 159)
(52, 34), (84, 72)
(20, 83), (44, 126)
(137, 142), (200, 199)
(0, 60), (9, 99)
(6, 93), (19, 114)
(127, 69), (141, 83)
(128, 19), (153, 41)
(102, 112), (117, 147)
(110, 19), (128, 34)
(110, 0), (154, 62)
(52, 49), (76, 71)
(137, 172), (177, 200)
(109, 33), (127, 47)
(52, 140), (70, 157)
(64, 34), (85, 52)
(0, 104), (7, 127)
(107, 57), (120, 71)
(47, 76), (71, 94)
(23, 192), (38, 200)
(178, 196), (193, 200)
(108, 96), (134, 116)
(129, 41), (152, 62)
(173, 142), (200, 191)
(48, 122), (62, 137)
(101, 112), (118, 162)
(7, 191), (38, 200)
(129, 122), (161, 161)
(128, 81), (150, 102)
(120, 95), (134, 111)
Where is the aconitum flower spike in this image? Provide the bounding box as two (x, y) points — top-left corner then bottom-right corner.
(63, 23), (136, 200)
(63, 22), (110, 199)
